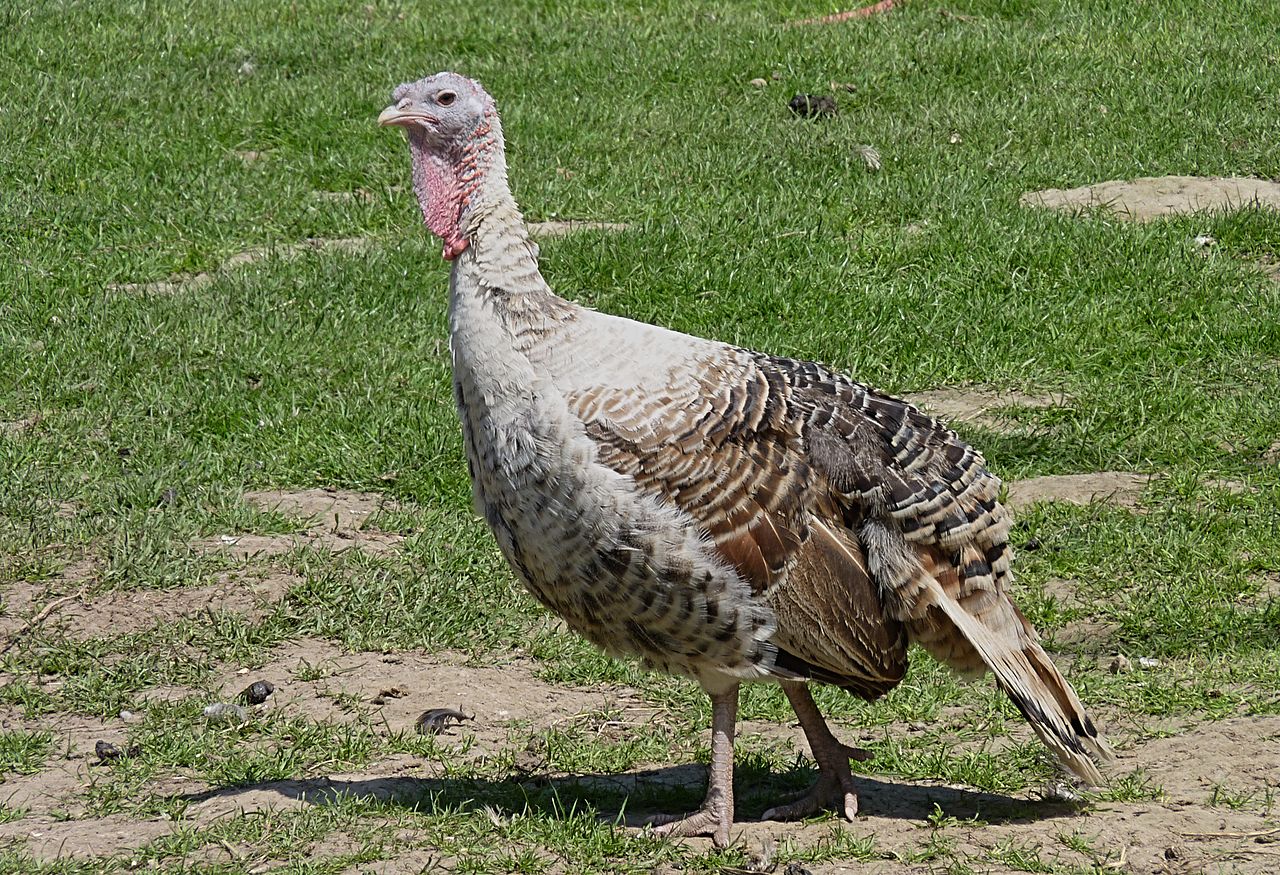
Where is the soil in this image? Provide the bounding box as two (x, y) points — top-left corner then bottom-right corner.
(905, 386), (1069, 433)
(1004, 472), (1151, 511)
(4, 481), (1276, 868)
(192, 488), (404, 558)
(107, 237), (374, 295)
(1020, 176), (1280, 222)
(3, 627), (1277, 869)
(527, 220), (630, 236)
(0, 570), (295, 642)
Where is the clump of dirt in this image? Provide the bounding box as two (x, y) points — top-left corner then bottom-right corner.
(1004, 472), (1151, 511)
(193, 488), (403, 558)
(107, 237), (374, 295)
(906, 386), (1069, 432)
(527, 220), (630, 237)
(1020, 175), (1280, 222)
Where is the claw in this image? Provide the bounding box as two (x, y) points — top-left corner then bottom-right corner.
(646, 806), (732, 847)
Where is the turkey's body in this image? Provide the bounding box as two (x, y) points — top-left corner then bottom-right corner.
(381, 71), (1110, 846)
(448, 216), (781, 688)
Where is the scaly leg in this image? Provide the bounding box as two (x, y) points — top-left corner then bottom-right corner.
(762, 681), (869, 822)
(646, 684), (738, 847)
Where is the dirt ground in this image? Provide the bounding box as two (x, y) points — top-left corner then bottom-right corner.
(1, 633), (1278, 871)
(2, 392), (1276, 871)
(1019, 175), (1280, 223)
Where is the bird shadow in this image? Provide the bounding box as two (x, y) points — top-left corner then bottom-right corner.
(177, 762), (1079, 829)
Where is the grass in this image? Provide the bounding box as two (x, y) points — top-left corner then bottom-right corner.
(2, 0), (1280, 871)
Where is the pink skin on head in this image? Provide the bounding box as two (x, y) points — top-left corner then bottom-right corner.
(412, 150), (469, 260)
(396, 77), (497, 262)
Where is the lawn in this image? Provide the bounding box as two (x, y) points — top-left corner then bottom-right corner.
(1, 0), (1279, 872)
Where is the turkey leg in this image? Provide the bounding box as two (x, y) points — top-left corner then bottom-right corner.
(762, 681), (870, 821)
(648, 684), (738, 847)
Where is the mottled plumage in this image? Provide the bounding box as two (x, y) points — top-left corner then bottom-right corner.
(380, 72), (1110, 846)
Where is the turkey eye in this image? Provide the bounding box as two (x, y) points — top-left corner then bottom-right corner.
(437, 91), (456, 106)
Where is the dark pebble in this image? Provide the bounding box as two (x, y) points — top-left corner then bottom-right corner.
(241, 680), (275, 705)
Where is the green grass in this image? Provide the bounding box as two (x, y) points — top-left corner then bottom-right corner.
(2, 0), (1280, 871)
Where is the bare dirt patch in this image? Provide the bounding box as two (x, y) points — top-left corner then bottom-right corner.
(906, 386), (1068, 432)
(1, 570), (293, 643)
(527, 220), (630, 237)
(0, 414), (41, 437)
(6, 635), (1280, 871)
(0, 711), (120, 817)
(106, 237), (375, 295)
(182, 638), (650, 820)
(1004, 472), (1151, 511)
(713, 716), (1280, 874)
(1035, 578), (1120, 650)
(1020, 175), (1280, 222)
(207, 638), (639, 749)
(193, 488), (402, 558)
(0, 814), (174, 861)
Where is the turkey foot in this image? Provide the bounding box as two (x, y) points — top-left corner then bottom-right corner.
(644, 685), (738, 847)
(761, 764), (859, 821)
(763, 682), (864, 822)
(646, 803), (730, 844)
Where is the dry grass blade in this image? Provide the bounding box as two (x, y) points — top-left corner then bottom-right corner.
(0, 587), (88, 654)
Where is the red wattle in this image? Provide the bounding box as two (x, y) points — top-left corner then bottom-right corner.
(411, 145), (468, 260)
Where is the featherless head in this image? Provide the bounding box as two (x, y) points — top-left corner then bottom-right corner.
(379, 72), (505, 260)
(379, 72), (493, 148)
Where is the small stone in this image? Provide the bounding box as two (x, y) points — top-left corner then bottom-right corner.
(1193, 234), (1216, 249)
(240, 680), (275, 705)
(1108, 654), (1132, 674)
(238, 60), (256, 77)
(749, 77), (767, 88)
(119, 710), (142, 723)
(949, 132), (963, 145)
(1138, 656), (1162, 669)
(203, 702), (249, 726)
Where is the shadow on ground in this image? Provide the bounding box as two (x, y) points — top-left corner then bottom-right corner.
(176, 765), (1076, 828)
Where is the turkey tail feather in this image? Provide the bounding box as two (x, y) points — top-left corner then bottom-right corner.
(926, 578), (1111, 784)
(864, 521), (1112, 785)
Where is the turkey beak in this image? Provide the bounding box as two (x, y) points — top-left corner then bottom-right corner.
(378, 105), (415, 128)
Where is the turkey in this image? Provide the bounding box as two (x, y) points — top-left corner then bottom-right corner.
(378, 72), (1111, 847)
